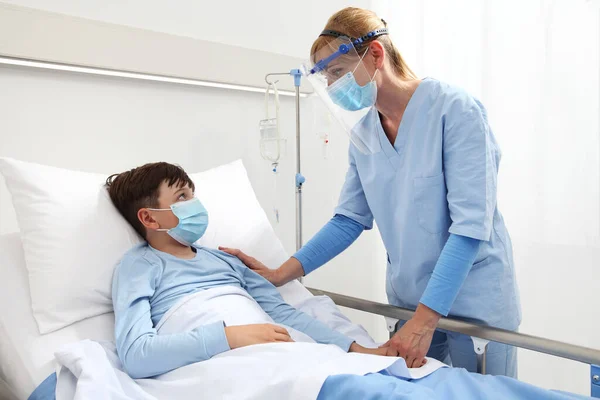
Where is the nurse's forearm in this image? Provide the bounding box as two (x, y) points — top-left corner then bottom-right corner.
(273, 257), (305, 286)
(419, 233), (482, 317)
(292, 214), (364, 274)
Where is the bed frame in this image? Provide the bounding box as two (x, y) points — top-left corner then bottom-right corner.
(307, 287), (600, 398)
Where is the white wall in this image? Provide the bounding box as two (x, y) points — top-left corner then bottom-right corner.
(0, 0), (368, 59)
(0, 63), (298, 231)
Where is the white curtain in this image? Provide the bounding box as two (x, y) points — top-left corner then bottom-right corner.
(371, 0), (599, 395)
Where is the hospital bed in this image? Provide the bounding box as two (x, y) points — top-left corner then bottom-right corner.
(3, 234), (598, 400)
(0, 158), (599, 400)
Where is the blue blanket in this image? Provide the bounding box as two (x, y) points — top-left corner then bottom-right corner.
(318, 368), (591, 400)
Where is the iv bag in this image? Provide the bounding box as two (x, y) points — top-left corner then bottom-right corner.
(260, 118), (287, 162)
(260, 82), (286, 163)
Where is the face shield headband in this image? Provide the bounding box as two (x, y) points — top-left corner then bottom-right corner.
(308, 27), (389, 76)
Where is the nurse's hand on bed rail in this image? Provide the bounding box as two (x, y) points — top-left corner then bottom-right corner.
(218, 246), (300, 287)
(225, 324), (294, 349)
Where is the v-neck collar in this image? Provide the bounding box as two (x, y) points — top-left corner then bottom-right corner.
(376, 78), (430, 170)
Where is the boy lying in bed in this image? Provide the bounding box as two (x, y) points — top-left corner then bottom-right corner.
(105, 162), (387, 379)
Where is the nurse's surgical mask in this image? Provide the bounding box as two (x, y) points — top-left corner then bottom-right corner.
(326, 55), (378, 112)
(148, 198), (209, 246)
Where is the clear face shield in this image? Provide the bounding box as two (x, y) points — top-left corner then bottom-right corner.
(302, 36), (381, 154)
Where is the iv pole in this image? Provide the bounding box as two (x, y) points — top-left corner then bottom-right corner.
(264, 69), (305, 253)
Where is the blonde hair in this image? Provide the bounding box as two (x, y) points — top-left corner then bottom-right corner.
(311, 7), (416, 79)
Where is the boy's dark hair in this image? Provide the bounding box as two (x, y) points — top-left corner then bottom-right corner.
(105, 162), (195, 239)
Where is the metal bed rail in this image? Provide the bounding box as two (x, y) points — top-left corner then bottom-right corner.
(307, 287), (600, 397)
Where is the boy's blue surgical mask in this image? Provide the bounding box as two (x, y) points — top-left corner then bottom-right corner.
(148, 198), (209, 246)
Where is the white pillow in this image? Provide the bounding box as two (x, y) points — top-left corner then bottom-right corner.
(0, 158), (142, 334)
(0, 158), (309, 334)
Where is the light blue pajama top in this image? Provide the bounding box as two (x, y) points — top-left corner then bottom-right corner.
(112, 244), (353, 379)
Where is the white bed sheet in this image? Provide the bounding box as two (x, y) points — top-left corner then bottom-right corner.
(0, 233), (377, 399)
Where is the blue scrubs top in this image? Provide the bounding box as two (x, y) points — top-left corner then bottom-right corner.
(335, 78), (521, 329)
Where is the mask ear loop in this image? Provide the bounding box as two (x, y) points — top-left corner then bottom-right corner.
(351, 46), (379, 85)
(146, 207), (172, 232)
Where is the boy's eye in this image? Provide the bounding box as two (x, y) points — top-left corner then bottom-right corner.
(178, 193), (186, 201)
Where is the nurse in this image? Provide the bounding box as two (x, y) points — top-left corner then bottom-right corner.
(221, 7), (521, 376)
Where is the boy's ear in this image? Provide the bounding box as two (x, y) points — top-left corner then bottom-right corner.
(138, 208), (160, 230)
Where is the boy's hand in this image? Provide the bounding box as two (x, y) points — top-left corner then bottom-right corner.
(349, 342), (390, 356)
(349, 342), (427, 366)
(225, 324), (294, 349)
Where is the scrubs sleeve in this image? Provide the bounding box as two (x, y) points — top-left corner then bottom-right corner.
(420, 234), (482, 316)
(443, 99), (498, 241)
(334, 150), (374, 230)
(293, 214), (364, 275)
